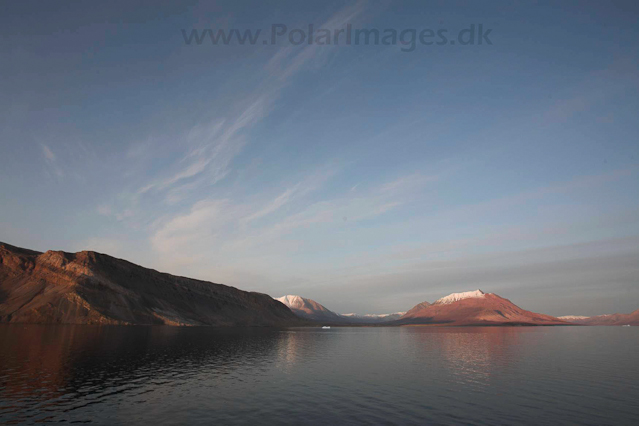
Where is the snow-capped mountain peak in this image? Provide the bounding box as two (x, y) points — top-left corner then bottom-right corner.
(434, 289), (486, 305)
(341, 312), (406, 318)
(274, 295), (341, 321)
(276, 295), (305, 309)
(558, 315), (590, 320)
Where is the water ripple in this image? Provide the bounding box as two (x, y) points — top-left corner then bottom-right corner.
(0, 326), (638, 425)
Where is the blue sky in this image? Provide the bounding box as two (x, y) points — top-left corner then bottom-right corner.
(1, 0), (638, 316)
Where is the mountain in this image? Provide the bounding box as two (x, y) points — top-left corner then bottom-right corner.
(0, 242), (302, 326)
(340, 312), (406, 323)
(275, 295), (405, 324)
(559, 310), (639, 326)
(397, 289), (567, 326)
(557, 315), (590, 321)
(274, 295), (343, 322)
(404, 301), (432, 315)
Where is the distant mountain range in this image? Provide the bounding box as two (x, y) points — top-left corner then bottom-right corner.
(1, 242), (635, 327)
(558, 311), (639, 326)
(340, 312), (406, 323)
(276, 290), (638, 327)
(275, 295), (404, 323)
(276, 290), (568, 326)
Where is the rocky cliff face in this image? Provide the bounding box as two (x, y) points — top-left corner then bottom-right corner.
(0, 242), (302, 326)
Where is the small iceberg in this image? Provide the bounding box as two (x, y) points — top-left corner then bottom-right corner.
(322, 326), (331, 329)
(622, 324), (631, 327)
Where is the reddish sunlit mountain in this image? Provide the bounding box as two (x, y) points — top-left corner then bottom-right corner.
(3, 241), (630, 328)
(0, 242), (302, 326)
(275, 295), (343, 322)
(398, 289), (567, 326)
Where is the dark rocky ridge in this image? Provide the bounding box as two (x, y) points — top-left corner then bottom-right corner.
(0, 242), (303, 326)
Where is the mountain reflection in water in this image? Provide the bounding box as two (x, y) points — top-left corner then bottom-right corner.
(1, 325), (637, 425)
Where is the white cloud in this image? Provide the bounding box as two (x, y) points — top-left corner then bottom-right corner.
(380, 173), (439, 193)
(40, 143), (63, 178)
(101, 3), (370, 234)
(41, 144), (56, 161)
(97, 204), (112, 216)
(242, 186), (298, 224)
(115, 209), (134, 221)
(148, 167), (423, 275)
(151, 199), (233, 255)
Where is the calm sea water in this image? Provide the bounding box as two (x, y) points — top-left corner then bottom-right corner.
(0, 325), (637, 425)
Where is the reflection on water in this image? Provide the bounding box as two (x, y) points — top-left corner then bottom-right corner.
(404, 327), (535, 387)
(1, 325), (638, 425)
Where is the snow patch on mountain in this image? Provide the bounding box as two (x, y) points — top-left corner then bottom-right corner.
(433, 289), (486, 305)
(275, 295), (305, 309)
(341, 312), (406, 318)
(558, 315), (590, 320)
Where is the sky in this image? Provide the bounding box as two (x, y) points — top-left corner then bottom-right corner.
(1, 0), (638, 317)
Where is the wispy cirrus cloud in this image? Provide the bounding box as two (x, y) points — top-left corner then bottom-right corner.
(96, 2), (370, 228)
(136, 105), (258, 198)
(241, 163), (340, 226)
(265, 1), (368, 81)
(241, 186), (298, 224)
(151, 198), (234, 255)
(147, 163), (432, 278)
(380, 173), (439, 193)
(40, 143), (64, 179)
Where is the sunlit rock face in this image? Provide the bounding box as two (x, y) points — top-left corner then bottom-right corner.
(399, 290), (567, 326)
(0, 242), (302, 326)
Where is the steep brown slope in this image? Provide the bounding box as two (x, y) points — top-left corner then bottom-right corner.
(560, 310), (639, 326)
(398, 290), (567, 326)
(0, 242), (301, 326)
(403, 301), (432, 317)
